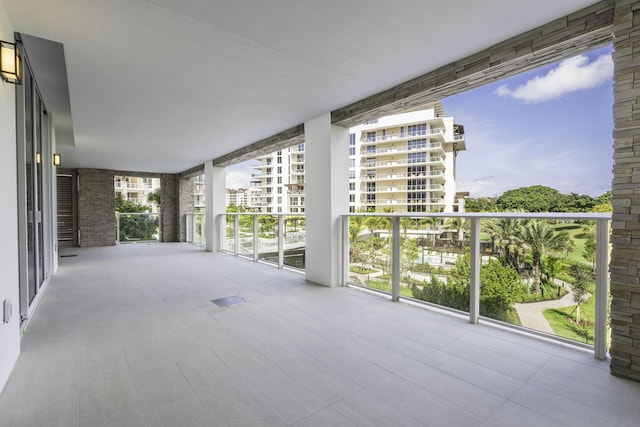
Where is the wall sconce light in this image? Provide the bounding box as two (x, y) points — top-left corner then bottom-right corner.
(53, 153), (61, 166)
(35, 152), (41, 164)
(0, 40), (21, 85)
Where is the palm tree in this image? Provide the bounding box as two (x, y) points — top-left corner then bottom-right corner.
(517, 220), (570, 293)
(349, 215), (366, 263)
(419, 217), (438, 245)
(483, 217), (522, 268)
(443, 217), (465, 247)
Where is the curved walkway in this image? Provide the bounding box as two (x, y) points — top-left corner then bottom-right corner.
(513, 281), (578, 334)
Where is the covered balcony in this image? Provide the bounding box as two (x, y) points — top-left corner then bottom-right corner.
(2, 242), (639, 426)
(2, 0), (640, 426)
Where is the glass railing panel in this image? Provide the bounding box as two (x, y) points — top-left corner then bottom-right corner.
(283, 215), (305, 270)
(257, 215), (278, 264)
(194, 214), (205, 247)
(224, 214), (235, 251)
(117, 213), (160, 243)
(238, 214), (254, 257)
(348, 214), (400, 296)
(405, 216), (471, 313)
(477, 217), (608, 347)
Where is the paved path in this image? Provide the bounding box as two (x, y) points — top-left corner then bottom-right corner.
(513, 281), (579, 334)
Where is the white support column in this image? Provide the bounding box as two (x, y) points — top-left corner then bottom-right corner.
(204, 162), (226, 252)
(304, 113), (349, 287)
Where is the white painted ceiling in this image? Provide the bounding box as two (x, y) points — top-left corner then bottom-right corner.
(4, 0), (599, 173)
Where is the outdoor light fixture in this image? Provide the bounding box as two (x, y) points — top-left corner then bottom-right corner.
(0, 40), (21, 84)
(35, 152), (41, 164)
(53, 153), (61, 166)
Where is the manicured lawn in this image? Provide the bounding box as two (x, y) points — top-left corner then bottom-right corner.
(543, 293), (595, 344)
(349, 266), (377, 275)
(550, 223), (591, 265)
(365, 279), (413, 297)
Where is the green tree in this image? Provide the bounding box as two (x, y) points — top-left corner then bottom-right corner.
(115, 194), (158, 241)
(496, 186), (562, 212)
(443, 217), (466, 246)
(517, 220), (570, 293)
(115, 193), (150, 213)
(483, 217), (522, 268)
(349, 215), (366, 264)
(464, 197), (497, 212)
(543, 256), (562, 284)
(570, 264), (593, 326)
(480, 259), (524, 321)
(583, 235), (597, 270)
(147, 188), (161, 206)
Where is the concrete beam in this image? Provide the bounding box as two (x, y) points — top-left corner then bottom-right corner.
(331, 0), (614, 127)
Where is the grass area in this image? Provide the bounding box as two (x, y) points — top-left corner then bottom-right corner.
(365, 279), (413, 297)
(519, 282), (568, 303)
(349, 266), (377, 275)
(551, 223), (590, 264)
(543, 293), (595, 344)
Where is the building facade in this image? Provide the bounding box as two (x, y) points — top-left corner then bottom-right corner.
(349, 102), (465, 213)
(243, 103), (464, 214)
(114, 176), (161, 212)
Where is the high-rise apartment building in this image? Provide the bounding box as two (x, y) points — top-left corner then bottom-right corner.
(248, 145), (306, 213)
(241, 102), (464, 213)
(349, 102), (465, 213)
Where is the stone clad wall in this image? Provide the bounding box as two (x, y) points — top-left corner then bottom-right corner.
(78, 169), (183, 246)
(178, 176), (195, 242)
(160, 174), (178, 242)
(78, 168), (116, 247)
(610, 0), (640, 382)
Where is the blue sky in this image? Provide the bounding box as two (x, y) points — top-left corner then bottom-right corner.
(444, 46), (613, 198)
(227, 46), (614, 198)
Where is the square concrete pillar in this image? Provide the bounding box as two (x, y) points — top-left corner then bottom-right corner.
(205, 163), (226, 252)
(304, 113), (349, 287)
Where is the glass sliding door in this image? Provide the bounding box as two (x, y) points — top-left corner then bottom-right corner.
(17, 45), (52, 320)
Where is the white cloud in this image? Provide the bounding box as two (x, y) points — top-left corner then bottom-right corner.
(495, 54), (612, 103)
(225, 170), (252, 189)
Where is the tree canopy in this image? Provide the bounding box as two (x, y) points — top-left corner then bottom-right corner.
(465, 186), (610, 213)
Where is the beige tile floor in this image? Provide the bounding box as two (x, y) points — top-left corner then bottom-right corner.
(1, 243), (639, 426)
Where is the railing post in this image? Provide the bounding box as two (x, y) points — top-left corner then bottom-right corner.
(278, 215), (284, 268)
(158, 213), (162, 242)
(193, 214), (197, 245)
(234, 215), (239, 256)
(253, 214), (259, 262)
(469, 217), (480, 324)
(116, 213), (120, 244)
(342, 215), (350, 286)
(391, 216), (400, 302)
(594, 218), (610, 360)
(202, 214), (207, 248)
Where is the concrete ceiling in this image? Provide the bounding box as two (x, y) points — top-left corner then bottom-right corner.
(4, 0), (600, 173)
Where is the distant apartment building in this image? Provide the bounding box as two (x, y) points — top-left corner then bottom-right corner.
(349, 102), (465, 213)
(232, 102), (464, 213)
(248, 145), (305, 213)
(114, 176), (161, 212)
(225, 188), (258, 210)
